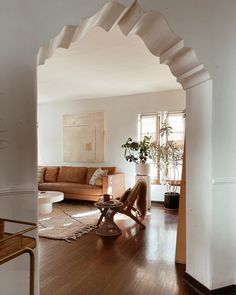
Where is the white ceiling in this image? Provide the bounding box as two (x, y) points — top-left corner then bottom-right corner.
(37, 27), (181, 103)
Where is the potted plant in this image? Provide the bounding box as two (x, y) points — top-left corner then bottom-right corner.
(153, 119), (184, 209)
(121, 135), (155, 175)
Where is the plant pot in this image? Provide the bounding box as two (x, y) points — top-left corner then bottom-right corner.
(135, 163), (150, 176)
(164, 192), (180, 210)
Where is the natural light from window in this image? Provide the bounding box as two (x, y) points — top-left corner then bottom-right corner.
(139, 111), (185, 184)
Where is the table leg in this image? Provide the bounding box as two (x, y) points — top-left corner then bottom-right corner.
(97, 208), (108, 226)
(96, 208), (121, 236)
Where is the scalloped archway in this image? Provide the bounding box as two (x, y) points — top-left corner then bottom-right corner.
(37, 0), (210, 90)
(37, 0), (212, 276)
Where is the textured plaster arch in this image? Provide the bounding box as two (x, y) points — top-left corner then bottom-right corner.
(37, 0), (210, 90)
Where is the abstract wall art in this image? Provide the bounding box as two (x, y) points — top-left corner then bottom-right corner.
(63, 112), (105, 162)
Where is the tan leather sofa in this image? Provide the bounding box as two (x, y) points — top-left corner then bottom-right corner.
(38, 166), (125, 201)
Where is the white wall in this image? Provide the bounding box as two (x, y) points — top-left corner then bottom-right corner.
(211, 182), (236, 289)
(1, 0), (236, 293)
(186, 80), (212, 288)
(38, 90), (186, 202)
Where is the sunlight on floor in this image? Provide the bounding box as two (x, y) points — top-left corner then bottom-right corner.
(39, 217), (51, 221)
(39, 226), (55, 231)
(63, 223), (73, 226)
(72, 209), (99, 218)
(114, 211), (151, 221)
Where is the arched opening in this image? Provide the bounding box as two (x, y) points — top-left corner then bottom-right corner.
(37, 0), (212, 292)
(37, 25), (185, 195)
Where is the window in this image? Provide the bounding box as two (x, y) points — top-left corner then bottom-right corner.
(139, 114), (158, 141)
(139, 111), (185, 184)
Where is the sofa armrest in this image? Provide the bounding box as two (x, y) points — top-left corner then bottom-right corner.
(102, 173), (125, 199)
(95, 178), (103, 186)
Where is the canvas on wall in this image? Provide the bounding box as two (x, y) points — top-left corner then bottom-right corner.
(63, 112), (105, 162)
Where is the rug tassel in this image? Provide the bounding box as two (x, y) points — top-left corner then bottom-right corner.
(64, 224), (97, 242)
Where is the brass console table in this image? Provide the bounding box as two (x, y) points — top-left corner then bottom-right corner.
(0, 218), (37, 295)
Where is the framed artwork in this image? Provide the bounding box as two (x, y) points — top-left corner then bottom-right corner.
(63, 112), (105, 162)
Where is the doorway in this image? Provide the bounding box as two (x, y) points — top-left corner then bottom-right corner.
(37, 0), (212, 293)
(37, 25), (186, 201)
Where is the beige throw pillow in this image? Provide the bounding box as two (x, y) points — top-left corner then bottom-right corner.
(89, 168), (108, 185)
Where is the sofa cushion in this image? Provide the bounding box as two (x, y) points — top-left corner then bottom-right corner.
(44, 167), (59, 182)
(38, 166), (45, 183)
(86, 167), (117, 184)
(57, 166), (88, 184)
(38, 182), (102, 196)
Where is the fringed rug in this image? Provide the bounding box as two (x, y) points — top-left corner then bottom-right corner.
(38, 200), (100, 242)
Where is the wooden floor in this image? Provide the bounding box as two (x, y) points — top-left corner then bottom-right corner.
(39, 204), (195, 295)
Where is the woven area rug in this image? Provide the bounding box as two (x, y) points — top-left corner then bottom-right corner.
(38, 200), (100, 242)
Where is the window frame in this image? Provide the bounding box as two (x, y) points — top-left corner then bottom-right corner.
(139, 111), (185, 186)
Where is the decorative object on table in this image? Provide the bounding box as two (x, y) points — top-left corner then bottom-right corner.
(116, 179), (147, 229)
(38, 200), (100, 242)
(152, 117), (184, 209)
(103, 193), (111, 202)
(63, 112), (105, 163)
(95, 198), (123, 236)
(121, 135), (155, 209)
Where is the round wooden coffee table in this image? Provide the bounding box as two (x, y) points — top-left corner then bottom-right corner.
(38, 191), (64, 214)
(95, 199), (123, 236)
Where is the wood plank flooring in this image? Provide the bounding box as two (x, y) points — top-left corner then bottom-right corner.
(39, 204), (195, 295)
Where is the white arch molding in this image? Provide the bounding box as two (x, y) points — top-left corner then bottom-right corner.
(37, 1), (213, 290)
(37, 0), (210, 90)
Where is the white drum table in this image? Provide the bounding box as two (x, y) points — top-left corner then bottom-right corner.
(38, 191), (64, 214)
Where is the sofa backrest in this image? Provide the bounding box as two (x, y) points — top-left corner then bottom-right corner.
(39, 166), (117, 184)
(44, 166), (60, 182)
(57, 166), (88, 184)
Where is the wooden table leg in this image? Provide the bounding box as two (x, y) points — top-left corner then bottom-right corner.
(96, 208), (121, 236)
(96, 208), (108, 226)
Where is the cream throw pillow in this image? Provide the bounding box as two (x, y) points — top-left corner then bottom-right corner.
(89, 168), (108, 185)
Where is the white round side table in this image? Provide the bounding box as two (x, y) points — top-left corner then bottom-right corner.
(38, 191), (64, 214)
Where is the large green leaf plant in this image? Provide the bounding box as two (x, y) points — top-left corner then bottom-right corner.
(121, 135), (155, 164)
